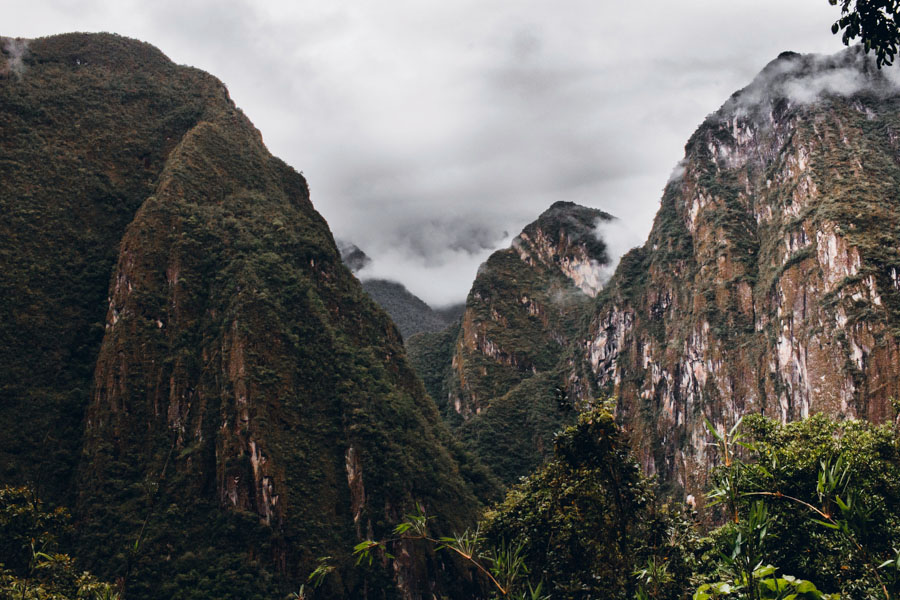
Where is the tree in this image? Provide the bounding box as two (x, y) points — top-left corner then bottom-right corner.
(482, 408), (676, 599)
(0, 486), (119, 600)
(698, 414), (900, 599)
(829, 0), (900, 67)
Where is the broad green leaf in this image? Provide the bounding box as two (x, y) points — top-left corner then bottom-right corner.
(705, 418), (725, 443)
(754, 564), (776, 577)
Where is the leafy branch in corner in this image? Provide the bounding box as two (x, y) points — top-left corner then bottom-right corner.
(828, 0), (900, 67)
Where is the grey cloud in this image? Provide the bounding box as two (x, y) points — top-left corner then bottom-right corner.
(667, 160), (687, 185)
(594, 216), (644, 284)
(1, 37), (28, 77)
(6, 0), (854, 305)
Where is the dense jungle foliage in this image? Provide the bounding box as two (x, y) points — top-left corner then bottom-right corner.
(293, 409), (900, 600)
(0, 486), (118, 599)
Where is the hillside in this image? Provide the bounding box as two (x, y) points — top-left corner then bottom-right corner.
(0, 32), (484, 599)
(336, 240), (462, 339)
(361, 279), (459, 338)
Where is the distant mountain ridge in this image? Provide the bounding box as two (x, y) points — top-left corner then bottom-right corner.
(336, 240), (371, 272)
(361, 278), (462, 338)
(336, 239), (464, 338)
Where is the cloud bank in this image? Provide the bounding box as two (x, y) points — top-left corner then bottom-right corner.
(5, 0), (858, 304)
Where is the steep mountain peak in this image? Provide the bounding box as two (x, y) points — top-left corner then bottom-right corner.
(579, 46), (900, 499)
(336, 239), (371, 272)
(714, 45), (900, 127)
(407, 201), (620, 484)
(513, 201), (614, 297)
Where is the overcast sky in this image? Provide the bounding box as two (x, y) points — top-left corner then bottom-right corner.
(7, 1), (844, 305)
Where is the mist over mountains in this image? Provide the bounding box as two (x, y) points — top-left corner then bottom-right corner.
(8, 19), (900, 599)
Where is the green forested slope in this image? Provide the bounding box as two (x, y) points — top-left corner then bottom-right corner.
(0, 32), (223, 503)
(0, 32), (484, 599)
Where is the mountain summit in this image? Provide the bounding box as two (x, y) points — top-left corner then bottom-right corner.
(577, 45), (900, 497)
(409, 201), (615, 483)
(0, 32), (480, 599)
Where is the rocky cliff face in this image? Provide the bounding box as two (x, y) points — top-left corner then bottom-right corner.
(578, 47), (900, 498)
(452, 202), (612, 420)
(409, 202), (614, 484)
(1, 33), (480, 599)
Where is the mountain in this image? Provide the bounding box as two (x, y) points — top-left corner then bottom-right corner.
(408, 201), (615, 484)
(360, 279), (461, 339)
(575, 47), (900, 498)
(336, 240), (371, 273)
(0, 32), (484, 599)
(336, 240), (463, 339)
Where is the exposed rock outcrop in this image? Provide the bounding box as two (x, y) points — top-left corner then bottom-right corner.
(578, 47), (900, 498)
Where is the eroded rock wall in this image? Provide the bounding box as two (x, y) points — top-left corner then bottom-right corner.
(580, 48), (900, 497)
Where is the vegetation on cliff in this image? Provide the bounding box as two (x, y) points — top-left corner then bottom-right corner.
(579, 46), (900, 501)
(407, 202), (614, 486)
(361, 278), (458, 339)
(0, 32), (489, 599)
(0, 32), (221, 506)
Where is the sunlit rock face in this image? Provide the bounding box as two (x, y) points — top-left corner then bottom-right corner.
(577, 46), (900, 498)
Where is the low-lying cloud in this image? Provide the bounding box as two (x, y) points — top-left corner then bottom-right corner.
(722, 46), (900, 119)
(357, 243), (504, 308)
(594, 216), (644, 285)
(1, 37), (28, 78)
